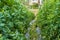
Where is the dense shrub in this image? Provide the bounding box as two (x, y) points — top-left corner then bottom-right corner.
(31, 3), (39, 9)
(37, 0), (60, 40)
(0, 0), (34, 40)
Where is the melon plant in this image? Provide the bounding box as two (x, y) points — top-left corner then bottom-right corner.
(0, 0), (34, 40)
(37, 0), (60, 40)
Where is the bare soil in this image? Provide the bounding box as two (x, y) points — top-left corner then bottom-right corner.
(29, 9), (38, 16)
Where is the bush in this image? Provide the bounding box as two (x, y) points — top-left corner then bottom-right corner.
(0, 0), (34, 40)
(31, 3), (39, 9)
(37, 0), (60, 40)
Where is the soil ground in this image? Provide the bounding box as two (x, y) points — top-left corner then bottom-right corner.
(29, 9), (38, 16)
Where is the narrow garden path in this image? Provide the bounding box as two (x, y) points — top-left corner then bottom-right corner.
(29, 9), (38, 16)
(25, 8), (42, 40)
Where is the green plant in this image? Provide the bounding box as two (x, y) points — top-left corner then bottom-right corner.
(0, 0), (34, 40)
(31, 3), (38, 9)
(37, 0), (60, 40)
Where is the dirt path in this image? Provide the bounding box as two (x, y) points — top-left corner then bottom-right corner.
(25, 8), (41, 40)
(29, 9), (38, 16)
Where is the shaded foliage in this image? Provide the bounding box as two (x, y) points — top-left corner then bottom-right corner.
(0, 0), (34, 40)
